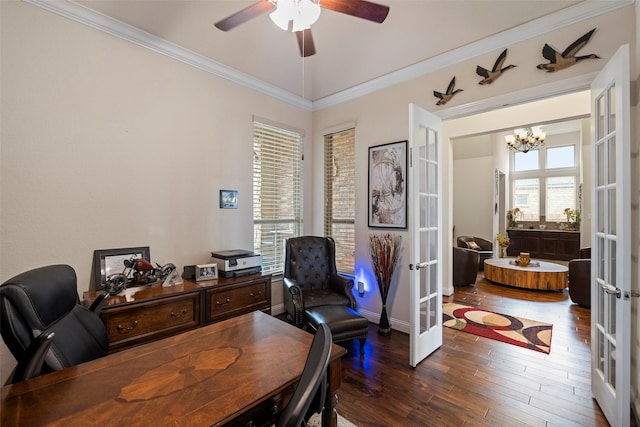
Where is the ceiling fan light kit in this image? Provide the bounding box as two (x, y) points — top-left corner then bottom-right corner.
(214, 0), (390, 57)
(270, 0), (321, 32)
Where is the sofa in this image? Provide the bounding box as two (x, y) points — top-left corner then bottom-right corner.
(457, 236), (493, 271)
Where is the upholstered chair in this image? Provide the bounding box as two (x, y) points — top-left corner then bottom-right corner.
(457, 236), (494, 271)
(283, 236), (356, 328)
(0, 265), (109, 384)
(453, 247), (480, 286)
(569, 247), (591, 308)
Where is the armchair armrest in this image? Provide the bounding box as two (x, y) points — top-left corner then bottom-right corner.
(283, 277), (305, 327)
(8, 331), (55, 385)
(328, 273), (356, 309)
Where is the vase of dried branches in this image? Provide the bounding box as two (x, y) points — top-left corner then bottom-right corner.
(369, 233), (402, 336)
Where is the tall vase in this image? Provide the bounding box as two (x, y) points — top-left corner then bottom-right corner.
(369, 233), (402, 338)
(378, 304), (391, 336)
(500, 246), (507, 258)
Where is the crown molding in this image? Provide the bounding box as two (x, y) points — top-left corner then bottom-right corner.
(24, 0), (631, 113)
(435, 72), (598, 121)
(312, 0), (633, 111)
(23, 0), (313, 111)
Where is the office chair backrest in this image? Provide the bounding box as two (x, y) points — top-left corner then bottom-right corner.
(0, 264), (108, 379)
(277, 323), (332, 427)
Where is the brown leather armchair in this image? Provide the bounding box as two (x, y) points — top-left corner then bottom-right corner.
(569, 247), (591, 308)
(453, 247), (480, 287)
(457, 236), (493, 271)
(283, 236), (356, 328)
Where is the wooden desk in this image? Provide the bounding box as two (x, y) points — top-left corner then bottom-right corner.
(484, 258), (568, 290)
(1, 311), (346, 427)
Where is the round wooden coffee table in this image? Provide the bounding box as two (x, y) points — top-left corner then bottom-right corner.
(484, 258), (568, 290)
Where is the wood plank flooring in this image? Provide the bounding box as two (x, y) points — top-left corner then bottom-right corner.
(333, 274), (613, 427)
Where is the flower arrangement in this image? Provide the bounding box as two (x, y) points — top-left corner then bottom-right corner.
(369, 233), (402, 336)
(507, 208), (523, 227)
(564, 208), (580, 224)
(496, 232), (511, 248)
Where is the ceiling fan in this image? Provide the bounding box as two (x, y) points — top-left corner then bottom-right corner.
(214, 0), (390, 57)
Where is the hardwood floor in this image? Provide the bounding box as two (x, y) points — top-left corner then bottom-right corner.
(333, 274), (614, 427)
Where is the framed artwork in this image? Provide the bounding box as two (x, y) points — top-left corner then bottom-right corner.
(93, 246), (150, 289)
(220, 189), (238, 209)
(368, 140), (408, 228)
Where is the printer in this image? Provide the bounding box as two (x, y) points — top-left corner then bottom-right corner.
(211, 249), (262, 278)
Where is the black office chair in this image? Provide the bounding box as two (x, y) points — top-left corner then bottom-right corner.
(276, 323), (332, 427)
(0, 264), (109, 384)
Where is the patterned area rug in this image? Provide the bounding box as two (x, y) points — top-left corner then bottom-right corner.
(308, 413), (357, 427)
(443, 302), (553, 354)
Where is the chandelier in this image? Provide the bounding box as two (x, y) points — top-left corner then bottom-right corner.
(505, 126), (546, 153)
(270, 0), (321, 32)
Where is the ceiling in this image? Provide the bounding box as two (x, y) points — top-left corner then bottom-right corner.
(71, 0), (591, 101)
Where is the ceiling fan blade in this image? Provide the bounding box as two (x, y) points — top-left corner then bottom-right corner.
(296, 29), (316, 57)
(320, 0), (390, 23)
(214, 1), (275, 31)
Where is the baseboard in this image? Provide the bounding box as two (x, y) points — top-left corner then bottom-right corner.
(271, 303), (285, 316)
(358, 308), (410, 334)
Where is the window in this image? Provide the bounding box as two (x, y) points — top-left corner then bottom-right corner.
(324, 128), (355, 274)
(547, 146), (575, 169)
(513, 178), (540, 220)
(253, 120), (303, 275)
(510, 141), (579, 222)
(546, 176), (576, 221)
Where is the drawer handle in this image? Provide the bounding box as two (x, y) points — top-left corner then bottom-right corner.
(216, 298), (231, 306)
(116, 320), (139, 333)
(250, 291), (262, 298)
(170, 308), (188, 318)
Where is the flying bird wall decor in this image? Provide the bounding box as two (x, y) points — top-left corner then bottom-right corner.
(476, 48), (516, 85)
(433, 76), (463, 106)
(537, 28), (600, 72)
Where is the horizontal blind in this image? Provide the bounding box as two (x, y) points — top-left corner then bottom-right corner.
(253, 121), (303, 275)
(324, 128), (355, 274)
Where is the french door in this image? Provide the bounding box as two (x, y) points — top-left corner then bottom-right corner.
(590, 44), (631, 427)
(408, 103), (443, 367)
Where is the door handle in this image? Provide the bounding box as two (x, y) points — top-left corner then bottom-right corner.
(602, 284), (621, 298)
(415, 262), (428, 270)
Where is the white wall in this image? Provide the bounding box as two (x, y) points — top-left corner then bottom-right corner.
(0, 1), (311, 383)
(453, 155), (494, 241)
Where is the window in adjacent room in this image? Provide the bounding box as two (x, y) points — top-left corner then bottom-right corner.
(324, 127), (355, 274)
(510, 139), (579, 222)
(253, 119), (303, 275)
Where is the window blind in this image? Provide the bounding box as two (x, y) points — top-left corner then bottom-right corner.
(253, 121), (303, 275)
(324, 128), (355, 274)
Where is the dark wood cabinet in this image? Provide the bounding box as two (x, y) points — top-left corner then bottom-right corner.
(507, 229), (580, 261)
(83, 273), (271, 352)
(205, 275), (271, 323)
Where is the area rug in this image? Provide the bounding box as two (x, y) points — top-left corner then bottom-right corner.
(443, 302), (553, 354)
(308, 413), (357, 427)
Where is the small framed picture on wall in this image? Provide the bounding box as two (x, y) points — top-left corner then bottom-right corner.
(220, 190), (238, 209)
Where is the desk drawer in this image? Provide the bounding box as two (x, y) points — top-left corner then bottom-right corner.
(206, 280), (269, 323)
(103, 292), (201, 351)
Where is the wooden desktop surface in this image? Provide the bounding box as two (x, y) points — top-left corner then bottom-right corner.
(1, 311), (346, 426)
